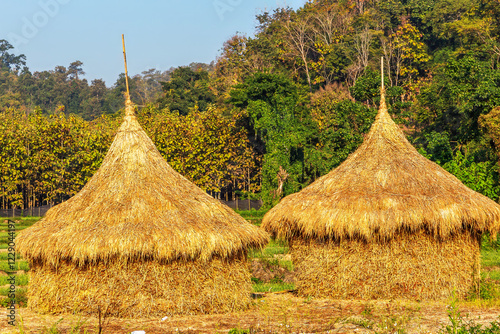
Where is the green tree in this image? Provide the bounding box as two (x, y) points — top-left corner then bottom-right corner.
(158, 66), (215, 115)
(0, 40), (26, 72)
(68, 60), (85, 80)
(416, 53), (500, 144)
(229, 72), (308, 205)
(306, 86), (376, 181)
(81, 79), (107, 120)
(443, 150), (499, 201)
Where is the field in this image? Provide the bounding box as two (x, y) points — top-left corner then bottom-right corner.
(0, 213), (499, 333)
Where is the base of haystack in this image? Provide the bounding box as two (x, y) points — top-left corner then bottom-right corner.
(27, 258), (251, 317)
(292, 231), (480, 300)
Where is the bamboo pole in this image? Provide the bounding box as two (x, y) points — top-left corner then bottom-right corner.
(122, 34), (131, 101)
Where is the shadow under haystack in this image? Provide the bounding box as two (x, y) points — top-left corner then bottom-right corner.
(16, 97), (269, 317)
(262, 89), (500, 301)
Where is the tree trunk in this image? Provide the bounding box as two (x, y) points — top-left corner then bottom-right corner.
(247, 168), (251, 210)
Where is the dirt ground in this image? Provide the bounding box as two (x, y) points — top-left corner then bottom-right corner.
(1, 293), (499, 334)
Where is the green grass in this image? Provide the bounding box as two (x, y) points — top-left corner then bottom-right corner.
(0, 217), (40, 246)
(0, 216), (41, 227)
(249, 238), (288, 258)
(480, 233), (500, 299)
(0, 274), (29, 286)
(0, 225), (31, 232)
(235, 208), (269, 226)
(0, 252), (22, 261)
(242, 211), (294, 294)
(0, 287), (28, 307)
(0, 229), (31, 245)
(0, 260), (30, 272)
(249, 237), (294, 292)
(0, 232), (17, 245)
(488, 271), (500, 281)
(257, 256), (294, 272)
(0, 217), (40, 248)
(441, 295), (500, 333)
(0, 286), (27, 296)
(482, 249), (500, 268)
(252, 282), (295, 293)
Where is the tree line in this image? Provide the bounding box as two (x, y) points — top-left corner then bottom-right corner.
(1, 0), (500, 210)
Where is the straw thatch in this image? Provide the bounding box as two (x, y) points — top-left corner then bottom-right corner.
(27, 257), (251, 317)
(292, 231), (480, 300)
(263, 91), (500, 241)
(17, 97), (268, 316)
(262, 88), (500, 300)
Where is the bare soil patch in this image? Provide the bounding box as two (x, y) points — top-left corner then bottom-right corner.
(484, 266), (500, 272)
(251, 259), (294, 284)
(0, 293), (499, 333)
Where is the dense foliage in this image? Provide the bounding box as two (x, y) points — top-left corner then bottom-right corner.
(2, 0), (500, 209)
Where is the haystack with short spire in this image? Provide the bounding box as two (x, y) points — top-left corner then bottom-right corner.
(16, 38), (268, 317)
(262, 79), (500, 300)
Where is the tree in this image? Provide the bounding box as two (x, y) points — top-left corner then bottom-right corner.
(282, 10), (314, 90)
(306, 85), (376, 181)
(479, 106), (500, 162)
(81, 79), (107, 120)
(443, 150), (499, 201)
(68, 61), (85, 80)
(139, 105), (254, 196)
(229, 72), (308, 205)
(105, 73), (136, 114)
(382, 21), (430, 90)
(347, 25), (374, 86)
(309, 0), (353, 85)
(134, 69), (171, 106)
(0, 108), (27, 209)
(416, 53), (500, 144)
(158, 66), (215, 115)
(212, 34), (252, 102)
(0, 40), (26, 72)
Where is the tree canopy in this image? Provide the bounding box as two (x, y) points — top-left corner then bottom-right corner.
(2, 0), (500, 209)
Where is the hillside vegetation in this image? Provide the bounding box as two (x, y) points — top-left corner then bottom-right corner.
(1, 0), (500, 209)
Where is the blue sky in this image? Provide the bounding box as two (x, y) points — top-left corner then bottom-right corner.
(1, 0), (306, 86)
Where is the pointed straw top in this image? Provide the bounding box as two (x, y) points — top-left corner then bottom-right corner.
(262, 60), (500, 242)
(16, 37), (269, 267)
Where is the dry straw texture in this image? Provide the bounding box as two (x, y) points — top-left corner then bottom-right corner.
(262, 92), (500, 241)
(262, 89), (500, 300)
(16, 98), (268, 316)
(292, 231), (480, 300)
(17, 99), (268, 266)
(27, 257), (251, 317)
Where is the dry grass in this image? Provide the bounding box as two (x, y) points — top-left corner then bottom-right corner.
(15, 99), (268, 317)
(291, 231), (481, 301)
(262, 89), (499, 303)
(17, 102), (268, 267)
(27, 257), (251, 318)
(2, 293), (500, 333)
(262, 91), (500, 242)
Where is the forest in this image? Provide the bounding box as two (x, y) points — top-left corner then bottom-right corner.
(1, 0), (500, 210)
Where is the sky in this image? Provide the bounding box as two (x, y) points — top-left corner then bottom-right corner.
(1, 0), (306, 86)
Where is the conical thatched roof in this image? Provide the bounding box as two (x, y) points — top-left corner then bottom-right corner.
(18, 99), (269, 266)
(262, 90), (500, 241)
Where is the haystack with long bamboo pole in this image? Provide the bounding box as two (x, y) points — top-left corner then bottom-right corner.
(16, 37), (269, 317)
(262, 73), (500, 300)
